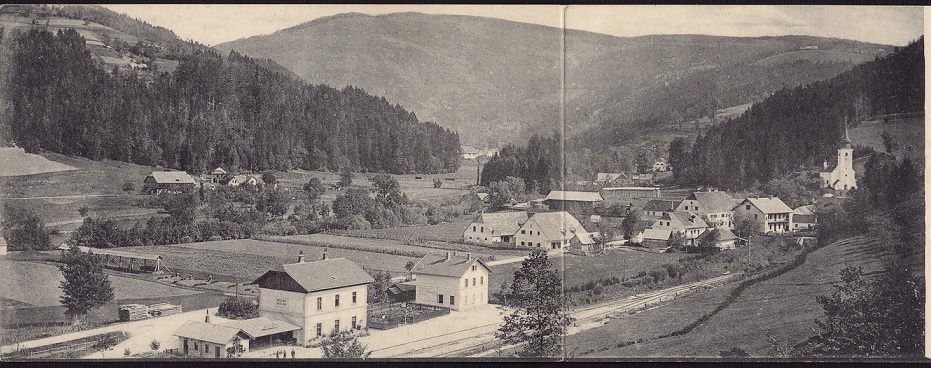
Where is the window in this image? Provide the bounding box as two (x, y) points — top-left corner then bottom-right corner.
(537, 243), (541, 247)
(194, 342), (199, 351)
(215, 346), (221, 358)
(754, 214), (758, 219)
(472, 265), (476, 271)
(481, 226), (484, 233)
(465, 279), (468, 288)
(334, 319), (340, 331)
(316, 297), (322, 311)
(845, 152), (849, 156)
(276, 298), (287, 307)
(450, 296), (455, 305)
(351, 316), (357, 329)
(352, 291), (357, 304)
(316, 323), (322, 337)
(521, 241), (525, 246)
(473, 278), (476, 286)
(335, 294), (340, 307)
(745, 204), (751, 210)
(473, 226), (476, 232)
(521, 230), (526, 234)
(438, 294), (444, 303)
(480, 276), (484, 285)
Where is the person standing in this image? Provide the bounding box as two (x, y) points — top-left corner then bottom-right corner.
(291, 349), (295, 358)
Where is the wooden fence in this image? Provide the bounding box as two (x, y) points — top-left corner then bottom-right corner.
(367, 302), (451, 330)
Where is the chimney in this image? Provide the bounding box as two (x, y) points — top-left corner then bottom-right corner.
(297, 251), (305, 263)
(321, 251), (327, 261)
(445, 252), (451, 262)
(205, 309), (210, 323)
(823, 160), (828, 169)
(467, 253), (472, 262)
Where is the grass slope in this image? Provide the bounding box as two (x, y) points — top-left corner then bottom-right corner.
(585, 235), (900, 357)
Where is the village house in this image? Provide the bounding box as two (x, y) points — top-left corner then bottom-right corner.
(793, 205), (817, 231)
(642, 199), (680, 219)
(819, 123), (857, 191)
(409, 252), (492, 311)
(142, 171), (197, 195)
(543, 191), (604, 215)
(652, 158), (670, 172)
(696, 228), (739, 250)
(595, 172), (631, 186)
(514, 211), (591, 250)
(251, 253), (374, 345)
(642, 212), (709, 248)
(675, 190), (740, 229)
(733, 197), (794, 234)
(462, 211), (528, 245)
(210, 167), (227, 183)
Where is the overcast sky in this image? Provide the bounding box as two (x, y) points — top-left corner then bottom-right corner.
(102, 5), (923, 47)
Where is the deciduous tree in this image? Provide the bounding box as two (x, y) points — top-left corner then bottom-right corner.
(1, 205), (52, 251)
(217, 296), (258, 320)
(320, 329), (371, 358)
(59, 246), (114, 325)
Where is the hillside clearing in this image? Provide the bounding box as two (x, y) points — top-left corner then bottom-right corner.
(0, 148), (76, 177)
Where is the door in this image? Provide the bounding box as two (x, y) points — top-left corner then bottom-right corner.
(183, 338), (189, 355)
(215, 346), (221, 358)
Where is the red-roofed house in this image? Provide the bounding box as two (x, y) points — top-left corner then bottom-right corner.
(410, 252), (492, 311)
(251, 253), (374, 344)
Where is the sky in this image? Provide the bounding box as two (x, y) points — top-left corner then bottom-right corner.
(101, 5), (923, 47)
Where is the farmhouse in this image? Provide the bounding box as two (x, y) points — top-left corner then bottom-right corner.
(675, 190), (740, 228)
(652, 158), (670, 172)
(641, 228), (673, 248)
(544, 190), (604, 215)
(143, 171), (196, 194)
(409, 252), (492, 311)
(251, 253), (374, 345)
(734, 197), (794, 234)
(648, 211), (709, 246)
(514, 211), (589, 249)
(819, 124), (857, 191)
(462, 211), (528, 244)
(595, 172), (631, 186)
(696, 228), (739, 250)
(642, 199), (680, 219)
(792, 205), (816, 230)
(601, 187), (661, 202)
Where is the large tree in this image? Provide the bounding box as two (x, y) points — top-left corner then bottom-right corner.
(59, 246), (114, 325)
(495, 250), (573, 358)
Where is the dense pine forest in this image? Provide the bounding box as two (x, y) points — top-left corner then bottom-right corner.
(671, 37), (923, 189)
(479, 134), (562, 194)
(6, 27), (460, 174)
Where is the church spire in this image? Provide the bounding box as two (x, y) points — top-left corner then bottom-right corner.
(841, 117), (852, 148)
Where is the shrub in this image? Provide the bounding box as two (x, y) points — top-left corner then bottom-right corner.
(217, 296), (259, 320)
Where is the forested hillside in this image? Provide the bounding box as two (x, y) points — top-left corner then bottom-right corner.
(671, 37), (923, 189)
(479, 134), (562, 194)
(5, 26), (460, 174)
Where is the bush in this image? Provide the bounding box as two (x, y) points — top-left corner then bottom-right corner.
(208, 235), (223, 242)
(217, 296), (259, 320)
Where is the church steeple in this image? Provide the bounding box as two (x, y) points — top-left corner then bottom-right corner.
(841, 117), (852, 149)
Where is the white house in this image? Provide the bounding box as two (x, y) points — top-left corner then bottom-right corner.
(514, 211), (589, 250)
(251, 253), (374, 345)
(696, 228), (739, 250)
(674, 190), (740, 229)
(642, 199), (680, 219)
(210, 167), (227, 183)
(819, 124), (857, 191)
(733, 197), (794, 234)
(645, 211), (709, 246)
(462, 211), (528, 245)
(174, 320), (251, 358)
(652, 158), (670, 172)
(409, 252), (492, 311)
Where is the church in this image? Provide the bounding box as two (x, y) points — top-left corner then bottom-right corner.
(819, 123), (857, 191)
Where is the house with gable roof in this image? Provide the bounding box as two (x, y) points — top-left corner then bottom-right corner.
(733, 197), (794, 233)
(409, 252), (492, 311)
(642, 211), (709, 248)
(142, 171), (197, 194)
(462, 211), (528, 244)
(543, 191), (604, 215)
(513, 211), (593, 250)
(674, 189), (741, 228)
(251, 252), (374, 345)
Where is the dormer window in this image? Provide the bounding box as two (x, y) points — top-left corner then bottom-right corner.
(472, 265), (477, 271)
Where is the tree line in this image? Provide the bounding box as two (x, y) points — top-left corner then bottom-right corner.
(480, 134), (562, 195)
(669, 38), (923, 189)
(7, 27), (460, 174)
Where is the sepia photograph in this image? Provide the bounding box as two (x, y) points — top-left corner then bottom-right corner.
(0, 4), (924, 361)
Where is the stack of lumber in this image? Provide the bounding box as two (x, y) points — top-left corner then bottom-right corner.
(147, 303), (182, 317)
(118, 304), (150, 321)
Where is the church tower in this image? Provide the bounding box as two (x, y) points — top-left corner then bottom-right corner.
(819, 119), (857, 191)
